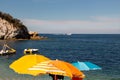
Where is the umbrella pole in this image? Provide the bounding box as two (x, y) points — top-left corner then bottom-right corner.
(54, 75), (57, 80)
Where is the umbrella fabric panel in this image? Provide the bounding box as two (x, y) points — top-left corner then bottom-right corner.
(72, 61), (101, 71)
(49, 60), (72, 78)
(63, 61), (85, 78)
(72, 62), (90, 71)
(9, 54), (50, 75)
(84, 62), (102, 70)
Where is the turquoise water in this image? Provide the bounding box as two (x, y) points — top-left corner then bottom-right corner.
(0, 34), (120, 80)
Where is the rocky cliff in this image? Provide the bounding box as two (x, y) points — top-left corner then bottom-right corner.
(0, 12), (30, 40)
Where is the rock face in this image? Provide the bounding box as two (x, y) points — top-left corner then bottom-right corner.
(0, 12), (30, 40)
(29, 31), (47, 40)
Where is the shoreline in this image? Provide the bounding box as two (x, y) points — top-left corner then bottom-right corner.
(0, 36), (48, 41)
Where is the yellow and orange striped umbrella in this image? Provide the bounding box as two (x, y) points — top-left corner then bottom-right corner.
(28, 59), (85, 78)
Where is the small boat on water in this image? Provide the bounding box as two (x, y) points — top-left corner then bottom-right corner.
(24, 48), (39, 54)
(66, 33), (72, 35)
(0, 43), (16, 55)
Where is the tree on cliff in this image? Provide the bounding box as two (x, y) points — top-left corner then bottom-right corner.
(0, 11), (30, 39)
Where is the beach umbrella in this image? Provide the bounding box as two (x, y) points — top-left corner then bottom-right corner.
(9, 54), (50, 75)
(72, 61), (102, 71)
(9, 55), (85, 79)
(49, 60), (85, 78)
(28, 59), (85, 79)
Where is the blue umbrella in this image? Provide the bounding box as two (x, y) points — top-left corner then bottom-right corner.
(72, 61), (102, 71)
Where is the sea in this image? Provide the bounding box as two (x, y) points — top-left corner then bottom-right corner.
(0, 34), (120, 80)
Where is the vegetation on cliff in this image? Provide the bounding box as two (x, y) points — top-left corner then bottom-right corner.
(0, 11), (30, 39)
(0, 11), (25, 29)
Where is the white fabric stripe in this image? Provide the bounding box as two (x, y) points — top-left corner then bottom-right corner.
(28, 68), (65, 73)
(33, 65), (58, 69)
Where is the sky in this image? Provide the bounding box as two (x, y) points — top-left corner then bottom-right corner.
(0, 0), (120, 34)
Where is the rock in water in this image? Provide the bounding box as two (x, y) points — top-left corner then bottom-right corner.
(0, 11), (30, 40)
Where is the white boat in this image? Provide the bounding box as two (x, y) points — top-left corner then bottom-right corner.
(66, 33), (72, 35)
(24, 48), (39, 54)
(0, 43), (16, 55)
